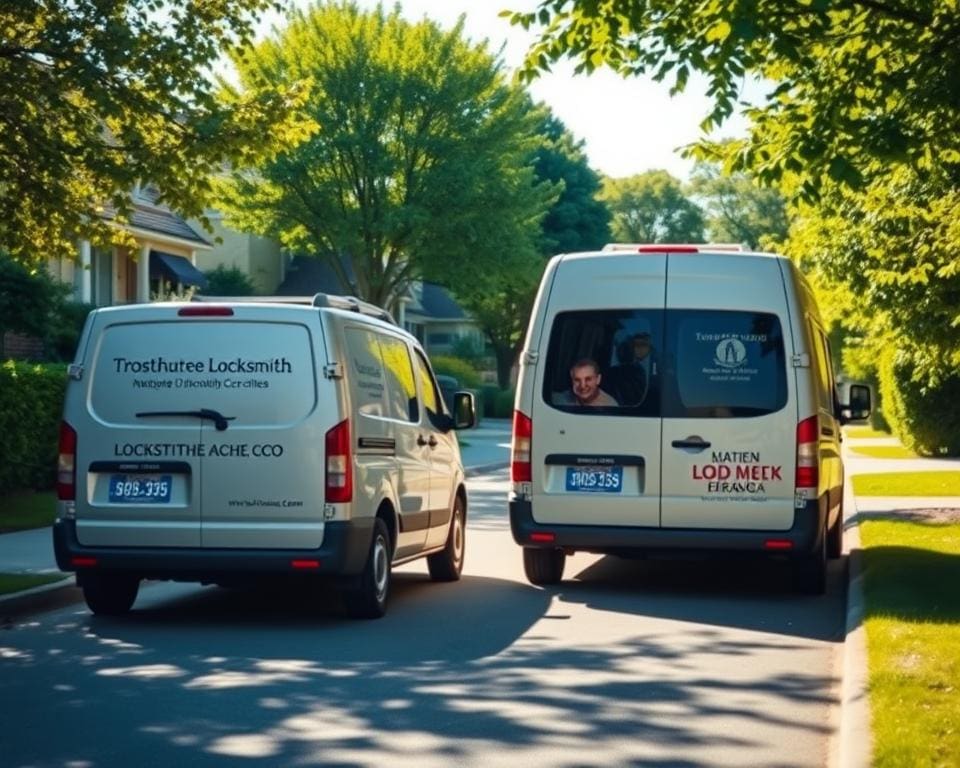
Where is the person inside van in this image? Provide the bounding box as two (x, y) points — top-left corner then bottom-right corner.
(606, 332), (652, 406)
(555, 358), (619, 407)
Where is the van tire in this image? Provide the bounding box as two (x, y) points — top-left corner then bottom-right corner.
(345, 518), (391, 619)
(428, 495), (465, 582)
(827, 505), (843, 560)
(523, 547), (565, 585)
(81, 573), (140, 616)
(795, 528), (827, 595)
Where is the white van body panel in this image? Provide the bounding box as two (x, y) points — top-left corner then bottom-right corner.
(527, 253), (666, 527)
(659, 253), (797, 530)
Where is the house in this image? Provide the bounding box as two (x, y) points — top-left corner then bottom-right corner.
(275, 255), (485, 357)
(52, 185), (211, 306)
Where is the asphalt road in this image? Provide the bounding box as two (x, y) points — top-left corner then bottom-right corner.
(0, 469), (847, 767)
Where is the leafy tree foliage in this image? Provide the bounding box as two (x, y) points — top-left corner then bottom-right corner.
(689, 159), (788, 249)
(533, 113), (611, 254)
(601, 171), (704, 244)
(0, 0), (307, 270)
(507, 0), (960, 197)
(220, 2), (553, 314)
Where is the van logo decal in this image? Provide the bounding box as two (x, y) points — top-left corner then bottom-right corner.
(714, 338), (747, 368)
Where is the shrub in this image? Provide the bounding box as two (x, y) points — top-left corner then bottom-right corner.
(202, 265), (258, 296)
(493, 388), (515, 418)
(48, 302), (95, 362)
(879, 346), (960, 456)
(429, 355), (481, 389)
(0, 361), (67, 494)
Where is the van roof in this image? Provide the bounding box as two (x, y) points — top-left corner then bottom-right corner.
(600, 243), (749, 253)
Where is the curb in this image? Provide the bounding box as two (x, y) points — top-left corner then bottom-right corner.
(0, 576), (80, 618)
(837, 480), (872, 768)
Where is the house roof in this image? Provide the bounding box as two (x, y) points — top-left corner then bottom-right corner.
(101, 192), (211, 247)
(276, 255), (467, 322)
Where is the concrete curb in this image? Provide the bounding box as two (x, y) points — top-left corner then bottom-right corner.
(837, 481), (872, 768)
(0, 576), (80, 618)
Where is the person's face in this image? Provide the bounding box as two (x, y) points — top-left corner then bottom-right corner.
(633, 339), (651, 361)
(571, 364), (601, 403)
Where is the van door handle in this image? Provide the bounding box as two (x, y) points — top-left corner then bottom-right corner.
(417, 434), (438, 448)
(671, 437), (711, 451)
(137, 408), (235, 431)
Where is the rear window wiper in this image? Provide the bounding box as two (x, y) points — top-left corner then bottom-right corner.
(136, 408), (235, 431)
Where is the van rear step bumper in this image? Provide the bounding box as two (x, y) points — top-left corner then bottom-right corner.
(510, 499), (825, 557)
(53, 518), (373, 579)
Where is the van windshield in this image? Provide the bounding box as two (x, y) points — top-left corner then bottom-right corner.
(542, 309), (787, 418)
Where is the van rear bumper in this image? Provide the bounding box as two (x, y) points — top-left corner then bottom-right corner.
(509, 498), (825, 558)
(53, 518), (374, 579)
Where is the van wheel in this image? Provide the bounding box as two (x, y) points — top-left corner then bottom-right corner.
(795, 527), (827, 595)
(523, 547), (565, 586)
(81, 573), (140, 616)
(827, 505), (844, 560)
(345, 518), (391, 619)
(428, 496), (465, 582)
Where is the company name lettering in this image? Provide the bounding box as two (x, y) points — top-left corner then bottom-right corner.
(113, 442), (284, 458)
(695, 333), (767, 343)
(113, 356), (292, 374)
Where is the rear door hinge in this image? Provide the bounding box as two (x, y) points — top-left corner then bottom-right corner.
(323, 362), (344, 379)
(791, 353), (810, 368)
(67, 363), (84, 380)
(522, 350), (539, 365)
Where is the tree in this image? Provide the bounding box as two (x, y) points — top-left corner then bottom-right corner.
(0, 0), (308, 270)
(533, 113), (611, 254)
(447, 108), (609, 387)
(689, 158), (788, 249)
(219, 2), (554, 314)
(601, 171), (704, 244)
(507, 1), (960, 199)
(0, 254), (70, 358)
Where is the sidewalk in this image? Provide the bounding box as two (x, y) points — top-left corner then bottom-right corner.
(0, 419), (512, 612)
(837, 431), (960, 767)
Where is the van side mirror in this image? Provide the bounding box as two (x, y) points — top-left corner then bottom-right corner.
(839, 383), (871, 424)
(452, 391), (476, 430)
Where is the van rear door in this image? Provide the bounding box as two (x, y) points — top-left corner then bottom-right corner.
(193, 309), (326, 549)
(659, 254), (797, 530)
(529, 253), (666, 527)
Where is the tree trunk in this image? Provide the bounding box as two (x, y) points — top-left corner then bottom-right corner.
(494, 343), (516, 390)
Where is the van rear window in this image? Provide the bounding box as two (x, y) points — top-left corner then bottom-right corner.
(542, 309), (787, 418)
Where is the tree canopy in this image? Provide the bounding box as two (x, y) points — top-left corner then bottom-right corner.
(220, 1), (553, 312)
(507, 1), (960, 199)
(601, 171), (704, 244)
(0, 0), (307, 269)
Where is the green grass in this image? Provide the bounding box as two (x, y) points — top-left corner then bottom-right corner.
(845, 426), (891, 438)
(850, 445), (919, 459)
(0, 490), (57, 532)
(859, 520), (960, 767)
(852, 472), (960, 497)
(0, 572), (66, 596)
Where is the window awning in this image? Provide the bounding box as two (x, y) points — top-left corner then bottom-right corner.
(150, 251), (208, 290)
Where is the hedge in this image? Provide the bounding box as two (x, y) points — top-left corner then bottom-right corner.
(879, 347), (960, 456)
(0, 361), (67, 494)
(429, 355), (482, 389)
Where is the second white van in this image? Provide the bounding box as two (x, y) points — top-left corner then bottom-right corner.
(510, 244), (870, 594)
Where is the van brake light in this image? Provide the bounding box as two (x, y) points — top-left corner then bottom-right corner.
(178, 307), (234, 317)
(57, 421), (77, 501)
(511, 410), (532, 483)
(796, 415), (819, 489)
(325, 419), (353, 503)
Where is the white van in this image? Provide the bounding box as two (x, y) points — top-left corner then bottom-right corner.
(510, 244), (870, 594)
(54, 294), (476, 618)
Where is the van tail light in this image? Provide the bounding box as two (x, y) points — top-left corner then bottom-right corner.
(325, 419), (353, 503)
(511, 410), (532, 483)
(796, 415), (819, 489)
(57, 421), (77, 501)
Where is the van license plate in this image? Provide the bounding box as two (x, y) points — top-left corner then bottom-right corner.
(565, 466), (622, 493)
(108, 475), (172, 504)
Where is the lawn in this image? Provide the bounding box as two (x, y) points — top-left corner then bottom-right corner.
(852, 472), (960, 497)
(849, 445), (919, 459)
(0, 490), (57, 532)
(859, 519), (960, 767)
(0, 573), (66, 597)
(845, 426), (891, 439)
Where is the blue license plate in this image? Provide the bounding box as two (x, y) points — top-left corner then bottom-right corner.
(565, 466), (623, 493)
(109, 474), (172, 504)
